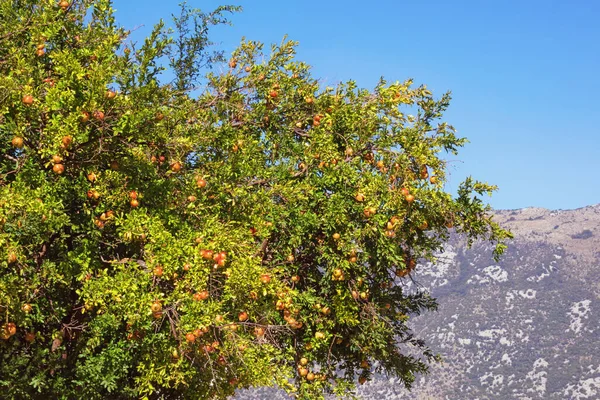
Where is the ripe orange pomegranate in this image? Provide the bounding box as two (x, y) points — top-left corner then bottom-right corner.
(22, 95), (34, 105)
(61, 135), (73, 148)
(53, 164), (65, 174)
(11, 137), (24, 148)
(185, 333), (196, 342)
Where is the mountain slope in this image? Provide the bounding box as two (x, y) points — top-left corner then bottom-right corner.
(356, 205), (600, 399)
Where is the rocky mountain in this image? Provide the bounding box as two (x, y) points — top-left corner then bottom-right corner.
(237, 205), (600, 399)
(356, 204), (600, 399)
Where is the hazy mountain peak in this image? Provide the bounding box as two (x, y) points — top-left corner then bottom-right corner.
(494, 205), (600, 265)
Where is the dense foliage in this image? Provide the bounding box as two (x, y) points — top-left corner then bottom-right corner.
(0, 1), (511, 398)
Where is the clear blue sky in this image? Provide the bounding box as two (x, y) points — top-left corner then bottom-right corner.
(113, 0), (599, 211)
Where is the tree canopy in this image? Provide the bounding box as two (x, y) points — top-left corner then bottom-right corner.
(0, 1), (511, 399)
